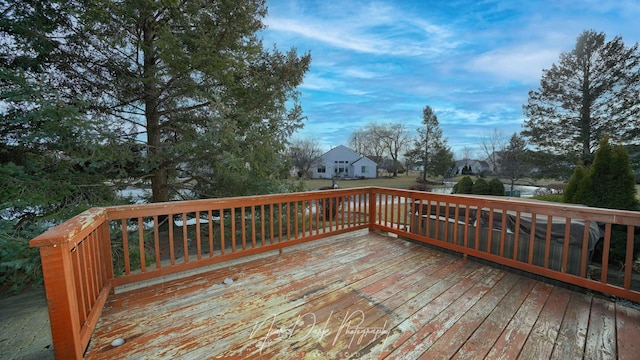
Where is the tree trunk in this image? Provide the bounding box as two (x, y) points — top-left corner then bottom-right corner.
(142, 16), (169, 203)
(151, 166), (169, 203)
(581, 63), (592, 158)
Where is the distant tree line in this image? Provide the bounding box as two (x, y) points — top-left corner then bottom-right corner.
(346, 106), (454, 180)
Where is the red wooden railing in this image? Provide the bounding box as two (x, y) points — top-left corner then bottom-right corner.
(369, 188), (640, 303)
(30, 187), (640, 358)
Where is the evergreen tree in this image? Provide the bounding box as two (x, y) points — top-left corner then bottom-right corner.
(413, 105), (452, 181)
(523, 30), (640, 161)
(564, 136), (639, 266)
(575, 137), (639, 210)
(1, 0), (311, 290)
(0, 0), (122, 292)
(569, 136), (638, 210)
(609, 146), (639, 210)
(563, 161), (587, 203)
(500, 133), (528, 194)
(1, 1), (119, 225)
(431, 144), (456, 180)
(39, 0), (310, 201)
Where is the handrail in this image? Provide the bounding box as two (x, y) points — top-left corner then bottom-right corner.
(29, 186), (640, 358)
(29, 208), (113, 359)
(369, 188), (640, 303)
(104, 189), (369, 287)
(30, 188), (368, 359)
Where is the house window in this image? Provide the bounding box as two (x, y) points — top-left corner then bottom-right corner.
(317, 166), (326, 173)
(361, 166), (368, 173)
(331, 160), (349, 176)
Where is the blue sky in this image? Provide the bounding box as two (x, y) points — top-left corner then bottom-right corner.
(261, 0), (640, 158)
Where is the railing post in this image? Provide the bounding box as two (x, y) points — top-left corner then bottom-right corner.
(100, 221), (114, 287)
(39, 244), (84, 359)
(368, 188), (377, 230)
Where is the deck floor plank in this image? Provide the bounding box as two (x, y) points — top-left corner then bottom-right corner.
(90, 235), (414, 359)
(485, 281), (554, 359)
(584, 297), (617, 359)
(518, 285), (572, 359)
(243, 252), (456, 358)
(90, 236), (359, 338)
(358, 264), (494, 358)
(451, 276), (537, 359)
(391, 266), (507, 359)
(83, 232), (640, 359)
(550, 291), (591, 360)
(417, 272), (521, 359)
(259, 252), (473, 358)
(197, 244), (440, 356)
(318, 256), (473, 359)
(615, 303), (640, 360)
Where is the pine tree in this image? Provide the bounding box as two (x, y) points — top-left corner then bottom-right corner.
(563, 161), (587, 203)
(0, 0), (123, 292)
(500, 133), (528, 195)
(609, 146), (639, 210)
(564, 136), (639, 265)
(523, 30), (640, 160)
(57, 0), (310, 201)
(569, 136), (638, 210)
(413, 106), (452, 181)
(1, 1), (119, 224)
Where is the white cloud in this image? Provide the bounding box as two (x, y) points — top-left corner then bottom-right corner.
(344, 89), (373, 96)
(342, 67), (379, 79)
(467, 45), (560, 83)
(299, 74), (343, 91)
(265, 2), (458, 57)
(436, 107), (482, 123)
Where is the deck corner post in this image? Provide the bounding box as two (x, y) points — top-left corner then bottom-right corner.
(39, 244), (84, 359)
(100, 221), (115, 282)
(368, 188), (377, 230)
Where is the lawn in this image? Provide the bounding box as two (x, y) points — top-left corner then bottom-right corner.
(290, 171), (431, 191)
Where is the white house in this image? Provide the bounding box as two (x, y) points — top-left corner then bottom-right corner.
(311, 145), (377, 179)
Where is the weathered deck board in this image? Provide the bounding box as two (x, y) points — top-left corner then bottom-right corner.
(616, 303), (640, 360)
(550, 291), (591, 359)
(585, 297), (617, 359)
(85, 232), (640, 359)
(518, 285), (572, 359)
(452, 276), (537, 359)
(418, 272), (521, 359)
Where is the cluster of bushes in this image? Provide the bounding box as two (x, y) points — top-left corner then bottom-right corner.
(453, 176), (505, 196)
(563, 137), (640, 265)
(564, 138), (639, 211)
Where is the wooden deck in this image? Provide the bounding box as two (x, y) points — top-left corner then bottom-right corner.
(84, 230), (640, 359)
